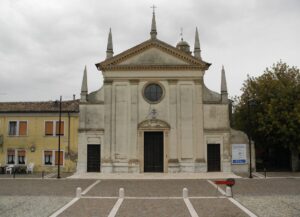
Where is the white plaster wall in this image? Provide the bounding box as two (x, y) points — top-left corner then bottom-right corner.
(85, 105), (104, 129)
(203, 104), (229, 129)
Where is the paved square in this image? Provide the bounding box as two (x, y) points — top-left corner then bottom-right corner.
(1, 177), (300, 217)
(116, 199), (189, 217)
(191, 198), (248, 217)
(86, 180), (219, 197)
(58, 198), (117, 217)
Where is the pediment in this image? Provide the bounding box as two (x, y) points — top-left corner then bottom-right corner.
(96, 39), (211, 71)
(119, 47), (188, 65)
(138, 119), (170, 130)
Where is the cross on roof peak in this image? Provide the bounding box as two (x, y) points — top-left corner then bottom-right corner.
(150, 5), (157, 13)
(180, 27), (184, 40)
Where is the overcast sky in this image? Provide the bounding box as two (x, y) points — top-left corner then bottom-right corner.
(0, 0), (299, 102)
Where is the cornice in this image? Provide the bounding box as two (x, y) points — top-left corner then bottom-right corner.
(102, 65), (205, 71)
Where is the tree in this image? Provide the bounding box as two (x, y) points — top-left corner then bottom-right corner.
(232, 61), (300, 171)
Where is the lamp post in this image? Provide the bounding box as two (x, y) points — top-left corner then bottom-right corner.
(57, 96), (62, 179)
(247, 98), (256, 179)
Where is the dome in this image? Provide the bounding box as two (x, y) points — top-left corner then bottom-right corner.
(176, 38), (191, 54)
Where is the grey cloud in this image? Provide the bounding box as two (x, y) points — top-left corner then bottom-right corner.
(0, 0), (299, 101)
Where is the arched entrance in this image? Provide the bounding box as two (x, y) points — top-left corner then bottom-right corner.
(138, 119), (170, 173)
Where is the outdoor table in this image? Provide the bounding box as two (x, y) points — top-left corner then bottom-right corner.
(14, 165), (27, 174)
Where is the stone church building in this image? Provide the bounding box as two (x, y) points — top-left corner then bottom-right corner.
(77, 12), (250, 173)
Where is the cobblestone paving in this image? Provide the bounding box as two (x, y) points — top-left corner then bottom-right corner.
(58, 198), (117, 217)
(0, 179), (95, 217)
(190, 198), (248, 217)
(219, 178), (300, 217)
(236, 195), (300, 217)
(231, 178), (300, 196)
(1, 178), (300, 217)
(86, 179), (218, 197)
(0, 179), (95, 196)
(116, 199), (190, 217)
(0, 196), (71, 217)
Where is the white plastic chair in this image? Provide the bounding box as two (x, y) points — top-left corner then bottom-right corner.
(6, 165), (14, 174)
(26, 162), (34, 174)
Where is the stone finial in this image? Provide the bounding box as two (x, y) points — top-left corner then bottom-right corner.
(80, 66), (88, 102)
(194, 27), (201, 59)
(106, 28), (114, 59)
(221, 65), (227, 93)
(150, 6), (157, 39)
(221, 65), (228, 103)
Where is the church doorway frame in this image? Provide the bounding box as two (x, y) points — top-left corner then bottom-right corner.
(205, 135), (224, 172)
(138, 119), (170, 173)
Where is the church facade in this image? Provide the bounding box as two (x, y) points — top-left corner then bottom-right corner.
(77, 12), (251, 173)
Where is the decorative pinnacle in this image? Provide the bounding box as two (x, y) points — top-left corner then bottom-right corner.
(150, 5), (157, 39)
(80, 65), (88, 102)
(221, 65), (228, 93)
(106, 28), (113, 59)
(194, 27), (201, 59)
(180, 27), (183, 41)
(81, 66), (88, 92)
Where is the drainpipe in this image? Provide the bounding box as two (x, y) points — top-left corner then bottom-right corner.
(68, 112), (71, 155)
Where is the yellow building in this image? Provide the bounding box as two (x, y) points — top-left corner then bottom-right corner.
(0, 100), (79, 172)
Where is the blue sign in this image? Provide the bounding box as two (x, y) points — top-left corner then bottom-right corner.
(232, 144), (247, 165)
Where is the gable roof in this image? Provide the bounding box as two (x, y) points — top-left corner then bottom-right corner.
(96, 39), (211, 71)
(0, 100), (79, 113)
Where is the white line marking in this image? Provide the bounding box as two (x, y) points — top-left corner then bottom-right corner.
(108, 198), (124, 217)
(252, 172), (264, 179)
(80, 196), (226, 199)
(81, 196), (118, 199)
(189, 196), (227, 199)
(44, 172), (56, 178)
(228, 198), (258, 217)
(207, 179), (258, 217)
(49, 197), (80, 217)
(81, 180), (101, 195)
(207, 180), (226, 195)
(184, 198), (199, 217)
(49, 180), (100, 216)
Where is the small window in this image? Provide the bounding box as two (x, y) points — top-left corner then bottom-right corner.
(17, 150), (26, 164)
(45, 121), (54, 136)
(45, 121), (64, 136)
(7, 149), (15, 164)
(44, 151), (53, 165)
(8, 121), (27, 136)
(9, 121), (17, 136)
(44, 150), (64, 166)
(19, 121), (27, 136)
(55, 121), (64, 136)
(55, 151), (64, 165)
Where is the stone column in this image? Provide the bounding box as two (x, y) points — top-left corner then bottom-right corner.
(76, 104), (87, 173)
(168, 80), (179, 172)
(194, 78), (205, 172)
(129, 80), (139, 172)
(103, 80), (113, 172)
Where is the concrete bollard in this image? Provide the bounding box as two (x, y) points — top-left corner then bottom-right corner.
(226, 186), (232, 197)
(76, 187), (82, 198)
(183, 188), (188, 198)
(119, 188), (125, 198)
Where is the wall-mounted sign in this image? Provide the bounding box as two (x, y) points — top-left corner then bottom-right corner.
(232, 144), (247, 164)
